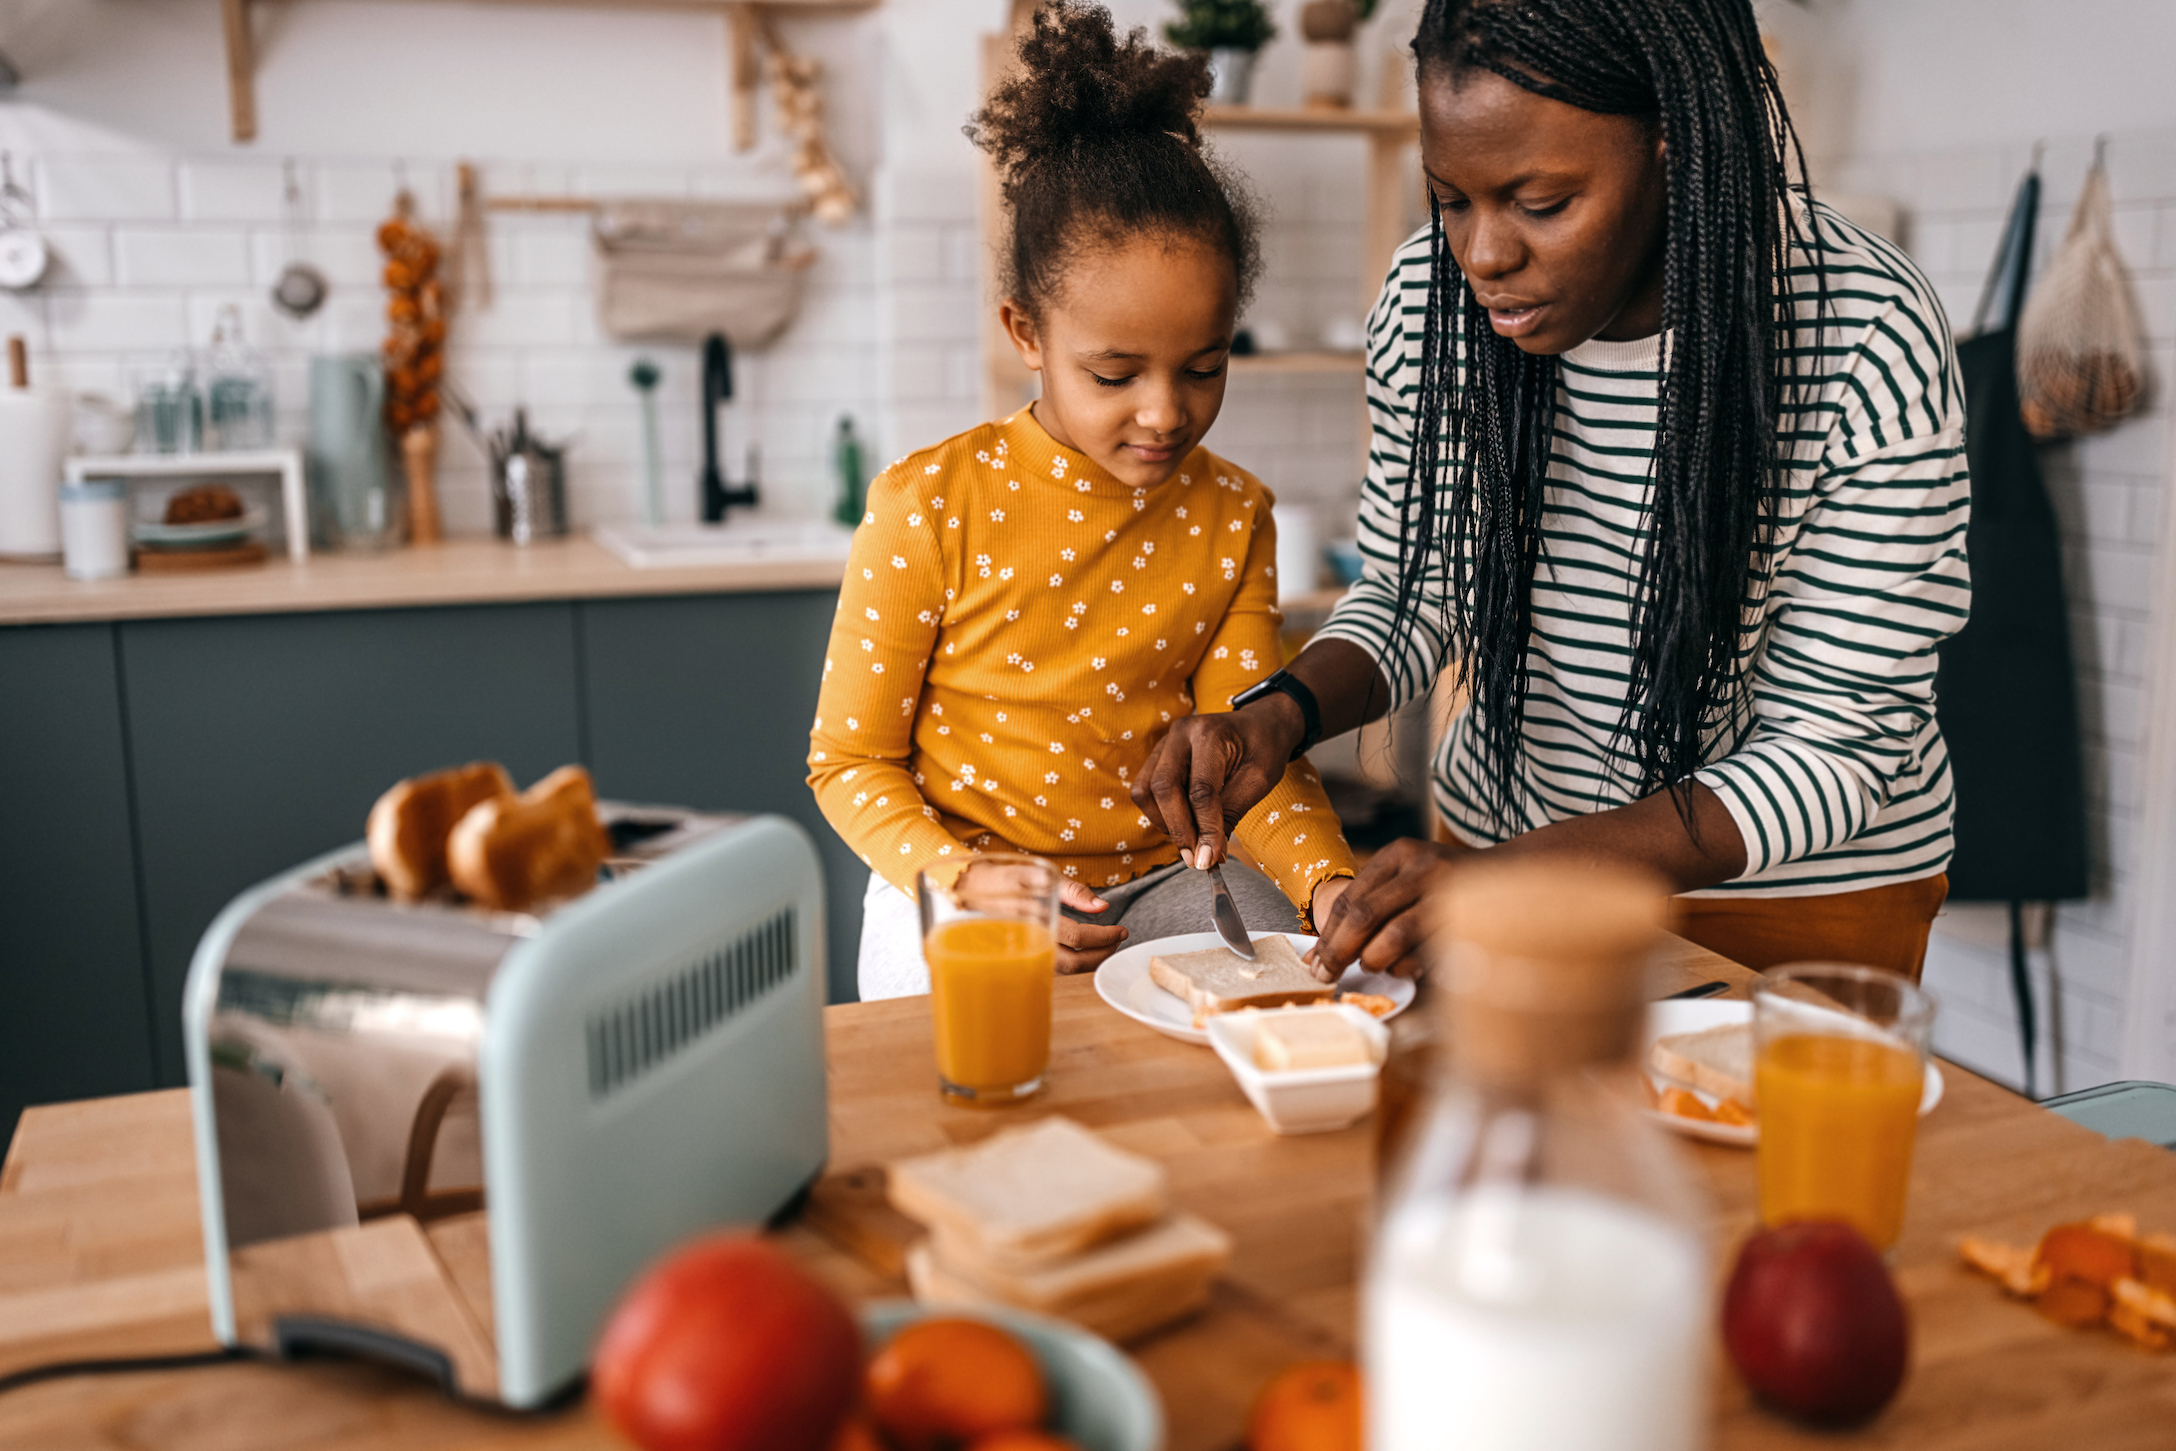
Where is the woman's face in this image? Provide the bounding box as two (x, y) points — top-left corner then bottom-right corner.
(1418, 64), (1667, 354)
(1000, 234), (1236, 490)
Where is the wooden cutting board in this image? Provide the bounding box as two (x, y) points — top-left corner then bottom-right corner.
(137, 541), (268, 572)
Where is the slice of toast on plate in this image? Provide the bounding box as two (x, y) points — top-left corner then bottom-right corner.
(1148, 936), (1334, 1018)
(1649, 1022), (1753, 1103)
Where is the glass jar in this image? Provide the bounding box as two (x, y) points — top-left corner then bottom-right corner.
(1365, 859), (1708, 1451)
(203, 304), (274, 450)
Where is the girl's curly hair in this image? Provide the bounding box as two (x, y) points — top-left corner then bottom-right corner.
(966, 1), (1261, 316)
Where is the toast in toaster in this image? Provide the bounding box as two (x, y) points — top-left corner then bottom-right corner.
(1148, 936), (1334, 1018)
(367, 761), (516, 899)
(447, 765), (611, 912)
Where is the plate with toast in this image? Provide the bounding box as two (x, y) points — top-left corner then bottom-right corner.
(1644, 998), (1945, 1147)
(1093, 931), (1415, 1046)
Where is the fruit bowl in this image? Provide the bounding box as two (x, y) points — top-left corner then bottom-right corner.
(860, 1301), (1162, 1451)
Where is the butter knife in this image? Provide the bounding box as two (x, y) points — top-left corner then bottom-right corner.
(1206, 862), (1257, 962)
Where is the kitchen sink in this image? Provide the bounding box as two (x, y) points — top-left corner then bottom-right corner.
(594, 520), (856, 569)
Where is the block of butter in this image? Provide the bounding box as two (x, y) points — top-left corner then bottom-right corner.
(1254, 1009), (1369, 1072)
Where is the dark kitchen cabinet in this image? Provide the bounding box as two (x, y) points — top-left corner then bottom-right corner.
(0, 624), (158, 1136)
(1, 585), (857, 1140)
(579, 592), (863, 1006)
(119, 603), (585, 1082)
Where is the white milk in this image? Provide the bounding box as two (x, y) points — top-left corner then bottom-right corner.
(1365, 1184), (1707, 1451)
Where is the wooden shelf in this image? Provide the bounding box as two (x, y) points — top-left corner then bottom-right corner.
(1202, 105), (1419, 135)
(1230, 350), (1364, 376)
(218, 0), (879, 145)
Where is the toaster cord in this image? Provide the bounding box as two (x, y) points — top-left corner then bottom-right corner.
(0, 1347), (265, 1397)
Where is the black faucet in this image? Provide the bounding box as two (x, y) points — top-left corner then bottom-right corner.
(699, 332), (759, 523)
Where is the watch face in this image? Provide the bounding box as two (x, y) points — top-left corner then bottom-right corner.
(0, 230), (48, 289)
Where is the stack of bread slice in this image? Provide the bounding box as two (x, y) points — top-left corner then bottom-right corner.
(887, 1116), (1230, 1343)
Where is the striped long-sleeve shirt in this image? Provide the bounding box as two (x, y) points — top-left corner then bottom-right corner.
(1314, 201), (1970, 896)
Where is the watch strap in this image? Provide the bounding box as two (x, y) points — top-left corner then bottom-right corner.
(1231, 668), (1322, 760)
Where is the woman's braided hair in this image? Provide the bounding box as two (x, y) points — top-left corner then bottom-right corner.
(1399, 0), (1823, 834)
(966, 0), (1260, 317)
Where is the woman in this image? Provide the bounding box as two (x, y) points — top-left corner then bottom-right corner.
(1135, 0), (1967, 981)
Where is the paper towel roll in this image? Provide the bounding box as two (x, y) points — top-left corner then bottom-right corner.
(1272, 503), (1321, 602)
(0, 389), (71, 560)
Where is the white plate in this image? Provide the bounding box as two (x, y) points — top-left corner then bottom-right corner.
(1094, 930), (1415, 1046)
(1643, 998), (1945, 1148)
(134, 505), (267, 547)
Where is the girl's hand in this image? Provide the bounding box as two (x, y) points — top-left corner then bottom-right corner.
(1053, 876), (1127, 974)
(1305, 876), (1354, 982)
(953, 861), (1126, 974)
(1303, 838), (1459, 981)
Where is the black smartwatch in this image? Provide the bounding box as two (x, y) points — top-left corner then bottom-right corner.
(1230, 668), (1323, 760)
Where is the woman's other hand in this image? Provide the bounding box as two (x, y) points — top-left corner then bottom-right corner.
(1304, 838), (1460, 980)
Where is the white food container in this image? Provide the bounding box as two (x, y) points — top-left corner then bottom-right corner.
(1206, 1004), (1389, 1135)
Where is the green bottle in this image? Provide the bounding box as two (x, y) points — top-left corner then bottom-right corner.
(833, 415), (865, 528)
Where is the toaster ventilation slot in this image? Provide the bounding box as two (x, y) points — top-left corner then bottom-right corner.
(586, 909), (796, 1099)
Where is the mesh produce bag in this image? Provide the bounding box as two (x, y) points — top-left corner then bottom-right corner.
(2016, 157), (2144, 440)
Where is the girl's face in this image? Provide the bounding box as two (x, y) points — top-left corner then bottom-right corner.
(1000, 234), (1237, 490)
(1419, 64), (1667, 355)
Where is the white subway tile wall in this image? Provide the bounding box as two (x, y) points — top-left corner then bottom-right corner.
(1846, 129), (2176, 1094)
(5, 153), (883, 533)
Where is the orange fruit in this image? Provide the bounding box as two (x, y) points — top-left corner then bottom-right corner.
(967, 1433), (1082, 1451)
(866, 1318), (1047, 1451)
(1247, 1360), (1362, 1451)
(830, 1413), (890, 1451)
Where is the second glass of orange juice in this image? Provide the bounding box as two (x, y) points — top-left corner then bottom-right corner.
(918, 854), (1060, 1105)
(1754, 963), (1937, 1250)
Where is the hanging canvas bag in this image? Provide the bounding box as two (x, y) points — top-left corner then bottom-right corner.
(592, 200), (814, 348)
(2015, 151), (2145, 439)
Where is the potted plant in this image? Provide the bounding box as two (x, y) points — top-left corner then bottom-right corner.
(1300, 0), (1378, 109)
(1164, 0), (1277, 106)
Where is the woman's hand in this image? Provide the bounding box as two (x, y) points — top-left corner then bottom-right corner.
(1132, 697), (1306, 869)
(1303, 838), (1461, 980)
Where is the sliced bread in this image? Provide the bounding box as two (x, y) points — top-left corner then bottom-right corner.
(1148, 936), (1334, 1018)
(886, 1116), (1167, 1269)
(367, 761), (515, 899)
(907, 1219), (1225, 1344)
(1649, 1022), (1753, 1104)
(931, 1211), (1231, 1308)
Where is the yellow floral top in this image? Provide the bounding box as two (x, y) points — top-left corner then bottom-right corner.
(806, 408), (1355, 922)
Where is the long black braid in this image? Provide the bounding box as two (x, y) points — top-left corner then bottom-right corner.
(1395, 0), (1824, 834)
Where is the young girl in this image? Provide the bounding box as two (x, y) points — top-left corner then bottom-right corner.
(1143, 0), (1968, 983)
(808, 2), (1355, 1000)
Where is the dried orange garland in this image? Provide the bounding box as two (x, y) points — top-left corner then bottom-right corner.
(1959, 1212), (2176, 1350)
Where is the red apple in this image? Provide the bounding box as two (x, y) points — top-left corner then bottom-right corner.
(1721, 1219), (1909, 1424)
(592, 1232), (862, 1451)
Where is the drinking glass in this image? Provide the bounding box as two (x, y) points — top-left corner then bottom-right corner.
(917, 854), (1060, 1106)
(132, 356), (202, 454)
(1754, 963), (1937, 1250)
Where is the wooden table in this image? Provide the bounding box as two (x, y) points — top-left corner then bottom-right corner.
(6, 941), (2176, 1449)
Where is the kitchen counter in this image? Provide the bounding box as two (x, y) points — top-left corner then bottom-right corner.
(0, 534), (847, 627)
(9, 950), (2176, 1449)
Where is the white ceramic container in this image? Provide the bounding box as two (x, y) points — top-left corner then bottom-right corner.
(1206, 1003), (1389, 1135)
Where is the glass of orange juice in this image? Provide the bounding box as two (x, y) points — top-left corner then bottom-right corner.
(1754, 963), (1937, 1250)
(917, 854), (1061, 1106)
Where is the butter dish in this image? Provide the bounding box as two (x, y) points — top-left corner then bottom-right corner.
(1206, 1004), (1389, 1135)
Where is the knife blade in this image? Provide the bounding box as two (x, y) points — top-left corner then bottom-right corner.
(1206, 863), (1257, 963)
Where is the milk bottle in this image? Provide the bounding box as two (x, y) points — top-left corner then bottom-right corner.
(1365, 859), (1707, 1451)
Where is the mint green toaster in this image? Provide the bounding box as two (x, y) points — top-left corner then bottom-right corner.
(181, 807), (829, 1408)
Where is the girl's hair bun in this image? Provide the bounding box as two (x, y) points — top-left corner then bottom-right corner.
(970, 2), (1210, 182)
(967, 1), (1259, 316)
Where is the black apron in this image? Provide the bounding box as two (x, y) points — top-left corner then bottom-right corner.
(1931, 170), (2091, 1093)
